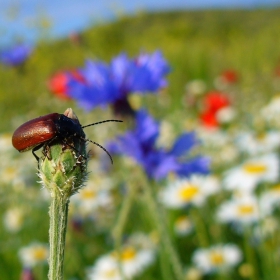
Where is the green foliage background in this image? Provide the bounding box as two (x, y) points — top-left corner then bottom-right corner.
(1, 9), (280, 132)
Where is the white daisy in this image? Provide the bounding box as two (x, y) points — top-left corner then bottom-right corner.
(113, 232), (156, 278)
(160, 175), (220, 209)
(125, 232), (157, 251)
(197, 128), (230, 148)
(216, 106), (236, 124)
(18, 242), (49, 268)
(3, 207), (24, 232)
(87, 233), (156, 280)
(185, 266), (203, 280)
(0, 155), (36, 188)
(216, 194), (271, 225)
(235, 131), (280, 155)
(119, 247), (155, 278)
(196, 128), (239, 166)
(87, 254), (121, 280)
(223, 153), (279, 193)
(253, 216), (279, 240)
(261, 96), (280, 126)
(0, 133), (13, 153)
(259, 184), (280, 213)
(215, 145), (239, 165)
(71, 177), (114, 217)
(192, 244), (242, 274)
(185, 79), (207, 96)
(174, 215), (194, 236)
(156, 120), (175, 149)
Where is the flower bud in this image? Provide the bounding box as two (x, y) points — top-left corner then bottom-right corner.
(38, 108), (88, 198)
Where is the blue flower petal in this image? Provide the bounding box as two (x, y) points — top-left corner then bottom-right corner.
(0, 44), (32, 66)
(135, 110), (159, 146)
(170, 132), (198, 157)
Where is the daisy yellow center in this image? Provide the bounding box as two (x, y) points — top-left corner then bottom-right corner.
(243, 163), (267, 174)
(237, 205), (254, 215)
(271, 184), (280, 192)
(81, 189), (96, 199)
(33, 247), (48, 261)
(209, 252), (225, 265)
(103, 269), (118, 278)
(175, 216), (191, 231)
(256, 133), (266, 142)
(176, 216), (188, 223)
(6, 167), (16, 176)
(120, 247), (137, 261)
(178, 185), (199, 201)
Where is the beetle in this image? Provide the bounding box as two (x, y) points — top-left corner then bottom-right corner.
(12, 109), (122, 163)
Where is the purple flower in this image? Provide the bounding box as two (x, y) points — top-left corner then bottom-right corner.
(108, 110), (210, 180)
(0, 44), (33, 66)
(67, 51), (170, 115)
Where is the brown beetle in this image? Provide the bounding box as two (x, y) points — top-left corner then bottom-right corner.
(12, 110), (122, 162)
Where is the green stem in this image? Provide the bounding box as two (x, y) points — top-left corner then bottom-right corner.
(190, 208), (209, 247)
(142, 180), (185, 280)
(111, 185), (136, 280)
(48, 192), (69, 280)
(243, 227), (259, 280)
(112, 185), (135, 246)
(158, 246), (174, 280)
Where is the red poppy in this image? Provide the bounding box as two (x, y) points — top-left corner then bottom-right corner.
(220, 69), (239, 84)
(203, 91), (231, 113)
(200, 110), (219, 128)
(199, 90), (232, 128)
(48, 70), (84, 99)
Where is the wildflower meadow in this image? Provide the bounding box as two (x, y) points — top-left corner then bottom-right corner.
(2, 8), (280, 280)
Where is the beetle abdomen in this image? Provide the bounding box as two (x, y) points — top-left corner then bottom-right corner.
(12, 114), (59, 152)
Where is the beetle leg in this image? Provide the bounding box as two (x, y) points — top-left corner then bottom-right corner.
(42, 144), (52, 160)
(32, 143), (45, 163)
(42, 136), (58, 160)
(61, 138), (88, 160)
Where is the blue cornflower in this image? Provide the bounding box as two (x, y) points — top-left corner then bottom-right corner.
(107, 110), (210, 180)
(67, 51), (170, 115)
(0, 44), (33, 66)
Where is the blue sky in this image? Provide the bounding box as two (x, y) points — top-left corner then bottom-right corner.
(0, 0), (280, 46)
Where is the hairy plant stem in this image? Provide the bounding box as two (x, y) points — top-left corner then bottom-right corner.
(48, 192), (69, 280)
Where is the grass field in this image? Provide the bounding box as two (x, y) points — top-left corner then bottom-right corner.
(1, 8), (280, 280)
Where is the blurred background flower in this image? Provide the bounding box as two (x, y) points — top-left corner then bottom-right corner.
(18, 242), (49, 268)
(0, 43), (32, 66)
(66, 51), (170, 116)
(192, 244), (242, 274)
(108, 109), (210, 180)
(159, 175), (219, 209)
(223, 153), (279, 193)
(47, 70), (84, 99)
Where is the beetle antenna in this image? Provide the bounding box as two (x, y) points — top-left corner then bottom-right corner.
(81, 137), (113, 164)
(82, 120), (123, 129)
